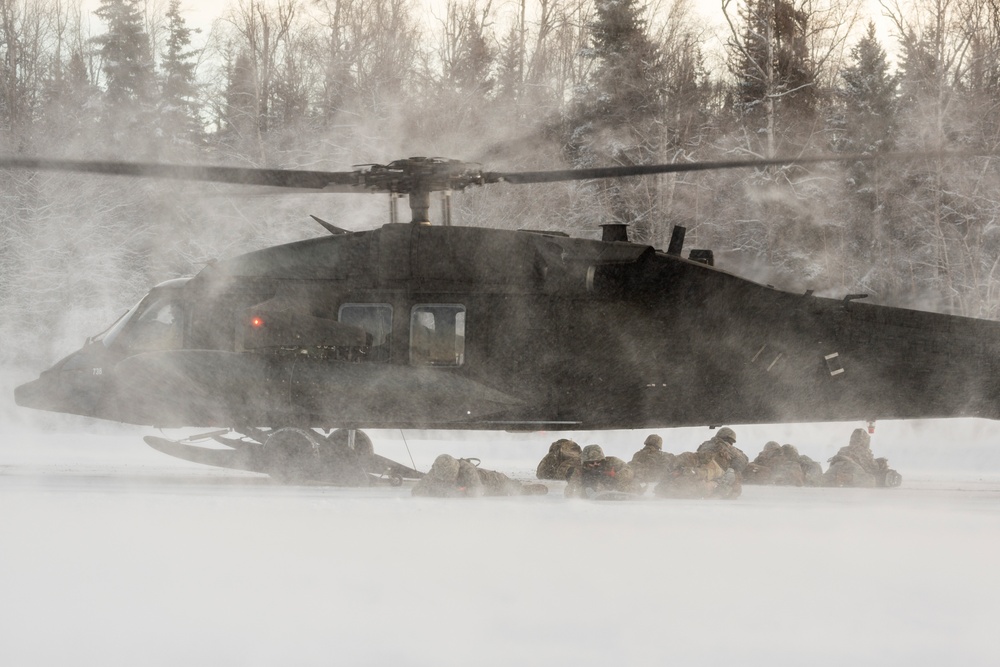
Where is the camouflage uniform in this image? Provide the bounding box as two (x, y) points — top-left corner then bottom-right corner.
(412, 454), (486, 497)
(800, 454), (824, 486)
(629, 434), (676, 484)
(823, 456), (875, 488)
(823, 429), (902, 488)
(744, 441), (824, 487)
(654, 451), (741, 499)
(536, 438), (582, 481)
(696, 427), (749, 475)
(413, 454), (545, 497)
(743, 441), (780, 484)
(565, 445), (640, 498)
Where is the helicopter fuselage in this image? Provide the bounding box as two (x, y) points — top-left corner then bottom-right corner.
(15, 223), (1000, 430)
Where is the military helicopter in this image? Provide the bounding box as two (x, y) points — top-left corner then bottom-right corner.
(10, 153), (1000, 484)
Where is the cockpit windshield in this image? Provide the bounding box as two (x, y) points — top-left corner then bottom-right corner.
(92, 301), (141, 347)
(92, 288), (186, 353)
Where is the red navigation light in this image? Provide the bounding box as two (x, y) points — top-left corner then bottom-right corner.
(250, 316), (265, 328)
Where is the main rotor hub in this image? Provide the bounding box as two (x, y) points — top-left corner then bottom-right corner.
(355, 157), (484, 195)
(355, 157), (484, 224)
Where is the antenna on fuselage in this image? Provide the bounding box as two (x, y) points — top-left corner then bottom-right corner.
(310, 215), (349, 235)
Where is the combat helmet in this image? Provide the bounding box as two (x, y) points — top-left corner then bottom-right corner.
(643, 434), (663, 450)
(559, 439), (582, 457)
(581, 444), (606, 463)
(849, 428), (871, 449)
(780, 444), (799, 457)
(427, 454), (460, 481)
(716, 427), (737, 444)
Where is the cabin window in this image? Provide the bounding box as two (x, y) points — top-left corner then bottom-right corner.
(338, 303), (392, 362)
(410, 304), (465, 366)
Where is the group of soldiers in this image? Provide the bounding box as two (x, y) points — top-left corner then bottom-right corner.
(410, 426), (902, 499)
(539, 429), (743, 499)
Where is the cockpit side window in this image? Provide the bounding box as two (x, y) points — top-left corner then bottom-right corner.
(410, 304), (465, 366)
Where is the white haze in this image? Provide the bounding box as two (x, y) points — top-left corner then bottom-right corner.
(2, 411), (1000, 666)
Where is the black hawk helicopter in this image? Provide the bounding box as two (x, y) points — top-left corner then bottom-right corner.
(11, 153), (1000, 483)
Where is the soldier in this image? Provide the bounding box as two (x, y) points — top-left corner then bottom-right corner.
(800, 453), (825, 486)
(413, 454), (548, 497)
(536, 438), (582, 480)
(823, 428), (876, 487)
(745, 441), (826, 486)
(629, 434), (675, 484)
(696, 427), (749, 475)
(565, 445), (640, 498)
(654, 451), (741, 499)
(823, 428), (901, 487)
(743, 441), (780, 484)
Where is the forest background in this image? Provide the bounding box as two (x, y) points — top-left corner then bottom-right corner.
(2, 0), (1000, 366)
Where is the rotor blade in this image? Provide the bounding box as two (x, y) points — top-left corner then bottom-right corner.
(483, 150), (990, 185)
(0, 157), (364, 191)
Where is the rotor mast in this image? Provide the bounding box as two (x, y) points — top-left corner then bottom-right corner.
(408, 190), (432, 225)
(357, 157), (483, 226)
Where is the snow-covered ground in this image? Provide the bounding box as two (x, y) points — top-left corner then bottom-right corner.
(2, 416), (999, 666)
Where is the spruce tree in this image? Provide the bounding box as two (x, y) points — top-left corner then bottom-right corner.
(159, 0), (202, 148)
(219, 51), (259, 154)
(835, 23), (898, 204)
(92, 0), (156, 139)
(39, 49), (100, 150)
(729, 0), (816, 156)
(582, 0), (664, 129)
(565, 0), (665, 240)
(830, 24), (899, 292)
(838, 23), (898, 154)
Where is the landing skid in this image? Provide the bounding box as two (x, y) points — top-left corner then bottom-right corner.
(144, 428), (424, 486)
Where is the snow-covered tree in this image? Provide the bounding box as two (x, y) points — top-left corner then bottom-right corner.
(725, 0), (818, 157)
(92, 0), (156, 140)
(564, 0), (667, 242)
(158, 0), (202, 147)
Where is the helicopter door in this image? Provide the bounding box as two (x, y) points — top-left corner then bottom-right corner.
(410, 304), (465, 366)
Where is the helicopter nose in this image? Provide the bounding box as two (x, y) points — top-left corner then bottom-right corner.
(13, 373), (80, 414)
(13, 376), (46, 409)
(13, 353), (108, 418)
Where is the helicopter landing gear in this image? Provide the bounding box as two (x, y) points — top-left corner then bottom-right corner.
(325, 428), (375, 459)
(263, 427), (370, 485)
(144, 427), (424, 484)
(323, 429), (403, 486)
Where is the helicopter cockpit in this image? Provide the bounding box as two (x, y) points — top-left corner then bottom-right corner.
(13, 279), (190, 419)
(90, 279), (189, 355)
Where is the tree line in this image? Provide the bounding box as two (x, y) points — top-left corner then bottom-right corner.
(4, 0), (1000, 364)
